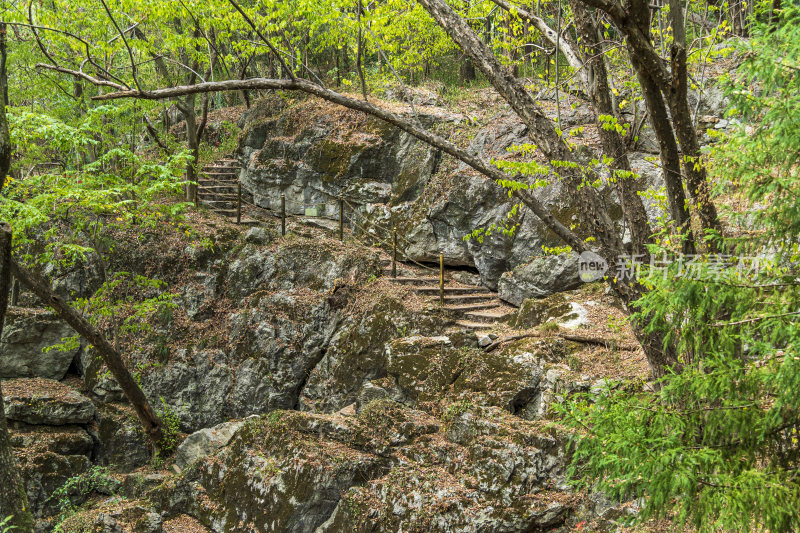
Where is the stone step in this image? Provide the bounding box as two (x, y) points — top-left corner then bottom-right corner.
(387, 276), (441, 286)
(200, 200), (236, 208)
(198, 192), (238, 200)
(463, 309), (514, 324)
(198, 177), (237, 184)
(381, 266), (416, 274)
(198, 184), (238, 191)
(201, 172), (238, 178)
(212, 208), (238, 215)
(444, 301), (503, 313)
(441, 294), (497, 305)
(414, 286), (491, 295)
(454, 320), (492, 331)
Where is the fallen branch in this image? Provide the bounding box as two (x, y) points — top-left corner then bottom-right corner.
(35, 64), (587, 254)
(484, 331), (640, 352)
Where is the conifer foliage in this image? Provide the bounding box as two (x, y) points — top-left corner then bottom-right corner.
(561, 8), (800, 531)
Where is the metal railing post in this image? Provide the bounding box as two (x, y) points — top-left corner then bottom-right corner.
(392, 231), (398, 278)
(11, 277), (19, 306)
(439, 253), (444, 306)
(339, 195), (344, 241)
(236, 183), (242, 225)
(281, 194), (286, 236)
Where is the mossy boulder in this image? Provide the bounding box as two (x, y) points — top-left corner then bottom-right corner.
(385, 336), (464, 404)
(299, 294), (442, 413)
(0, 309), (80, 380)
(2, 378), (96, 425)
(96, 403), (151, 472)
(174, 412), (391, 532)
(498, 253), (582, 306)
(226, 238), (380, 300)
(509, 293), (572, 329)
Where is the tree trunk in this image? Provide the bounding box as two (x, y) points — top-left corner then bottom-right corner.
(0, 88), (35, 533)
(771, 0), (781, 25)
(1, 46), (35, 531)
(667, 0), (721, 247)
(731, 0), (744, 36)
(356, 0), (367, 101)
(582, 0), (720, 244)
(495, 0), (652, 256)
(177, 91), (203, 202)
(0, 22), (9, 182)
(459, 55), (476, 83)
(570, 0), (651, 258)
(635, 63), (695, 254)
(9, 260), (164, 449)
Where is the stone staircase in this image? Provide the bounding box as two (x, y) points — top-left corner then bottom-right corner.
(196, 158), (241, 219)
(380, 257), (515, 331)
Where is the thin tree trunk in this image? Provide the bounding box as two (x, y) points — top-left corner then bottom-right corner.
(582, 0), (720, 244)
(0, 180), (35, 533)
(0, 23), (7, 109)
(356, 0), (367, 101)
(459, 54), (476, 83)
(180, 98), (199, 201)
(570, 0), (651, 258)
(668, 0), (721, 247)
(0, 23), (9, 182)
(635, 63), (695, 254)
(770, 0), (781, 25)
(9, 259), (164, 448)
(1, 44), (35, 529)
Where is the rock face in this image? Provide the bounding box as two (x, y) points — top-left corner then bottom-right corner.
(509, 294), (573, 329)
(74, 238), (384, 433)
(166, 413), (391, 532)
(0, 309), (80, 380)
(43, 250), (105, 301)
(96, 403), (151, 472)
(237, 98), (586, 288)
(498, 253), (582, 306)
(161, 404), (568, 533)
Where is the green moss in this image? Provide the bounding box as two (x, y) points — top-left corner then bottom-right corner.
(511, 294), (571, 329)
(308, 138), (368, 183)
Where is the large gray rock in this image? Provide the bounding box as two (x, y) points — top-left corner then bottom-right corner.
(298, 293), (442, 413)
(226, 240), (380, 300)
(175, 418), (248, 470)
(43, 250), (104, 301)
(236, 100), (586, 288)
(238, 96), (444, 219)
(2, 378), (96, 425)
(498, 253), (582, 306)
(0, 309), (80, 380)
(136, 292), (340, 432)
(158, 406), (568, 533)
(96, 403), (151, 472)
(164, 413), (390, 533)
(8, 423), (95, 518)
